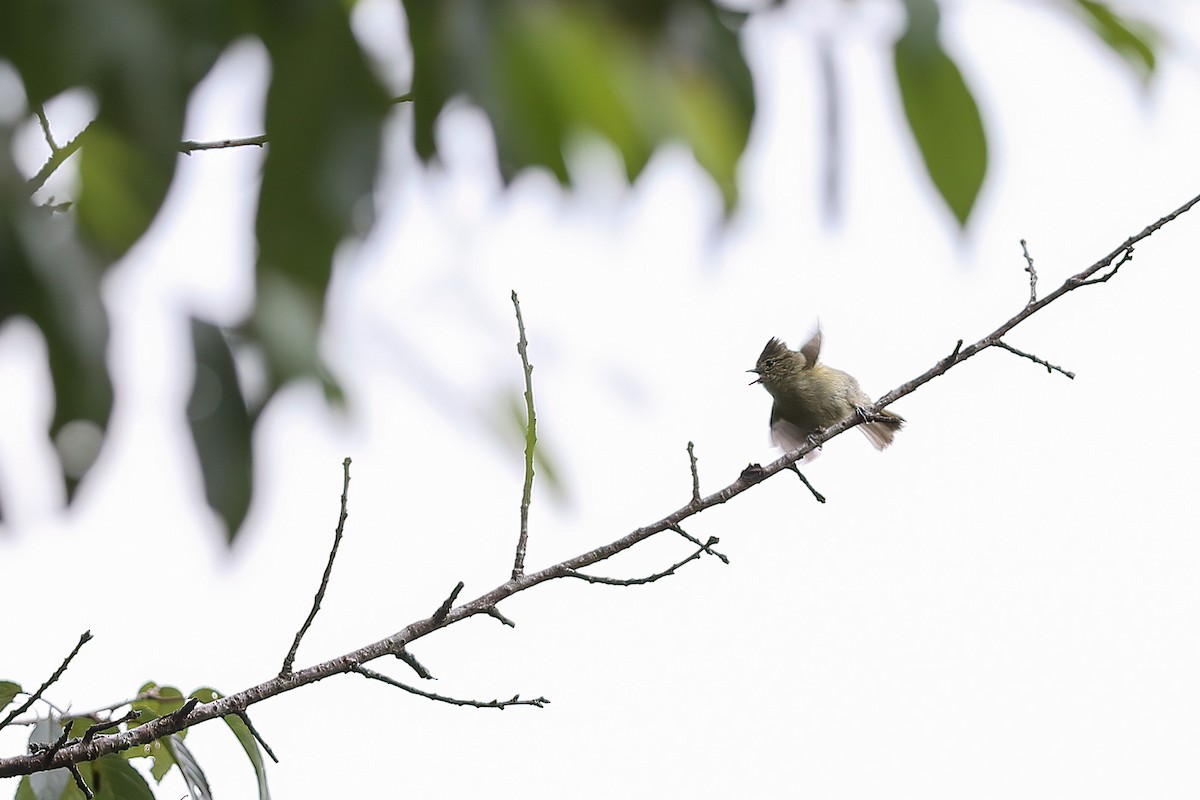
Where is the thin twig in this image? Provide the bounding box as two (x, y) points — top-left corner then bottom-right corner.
(485, 607), (516, 628)
(566, 540), (725, 586)
(26, 122), (92, 197)
(35, 107), (58, 152)
(0, 631), (92, 732)
(992, 340), (1075, 379)
(1020, 239), (1038, 305)
(281, 458), (353, 677)
(1074, 246), (1134, 286)
(686, 442), (701, 505)
(235, 712), (279, 764)
(394, 649), (433, 680)
(40, 721), (73, 766)
(510, 291), (538, 580)
(785, 464), (826, 504)
(67, 763), (93, 799)
(82, 710), (139, 744)
(353, 666), (548, 709)
(669, 524), (729, 564)
(4, 193), (1198, 781)
(431, 582), (465, 624)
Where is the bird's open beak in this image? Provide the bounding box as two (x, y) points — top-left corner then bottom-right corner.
(747, 369), (761, 386)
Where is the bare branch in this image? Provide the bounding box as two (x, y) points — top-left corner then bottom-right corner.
(485, 606), (516, 628)
(1020, 239), (1038, 305)
(510, 291), (538, 580)
(669, 524), (729, 564)
(394, 649), (434, 680)
(235, 712), (279, 764)
(993, 340), (1075, 379)
(67, 763), (92, 799)
(431, 582), (465, 624)
(26, 122), (91, 197)
(785, 464), (826, 504)
(4, 192), (1198, 781)
(82, 710), (139, 744)
(565, 539), (727, 586)
(686, 442), (701, 505)
(353, 666), (548, 709)
(0, 631), (92, 732)
(281, 458), (353, 677)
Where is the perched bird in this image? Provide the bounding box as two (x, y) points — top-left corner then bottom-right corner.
(749, 329), (904, 451)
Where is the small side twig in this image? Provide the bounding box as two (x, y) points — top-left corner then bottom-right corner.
(40, 721), (73, 766)
(0, 631), (92, 732)
(431, 582), (465, 624)
(485, 607), (516, 628)
(1074, 246), (1134, 286)
(353, 666), (549, 709)
(168, 698), (199, 724)
(669, 524), (729, 564)
(394, 649), (434, 680)
(35, 107), (59, 152)
(82, 710), (139, 744)
(566, 542), (721, 586)
(280, 458), (353, 677)
(235, 712), (279, 764)
(785, 464), (826, 504)
(993, 340), (1075, 379)
(510, 291), (538, 580)
(67, 763), (93, 799)
(1020, 239), (1038, 304)
(686, 442), (701, 505)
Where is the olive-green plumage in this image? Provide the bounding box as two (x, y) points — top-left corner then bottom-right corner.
(749, 329), (904, 451)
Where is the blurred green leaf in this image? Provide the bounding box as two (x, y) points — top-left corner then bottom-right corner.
(0, 680), (20, 710)
(0, 201), (113, 501)
(68, 755), (154, 800)
(1071, 0), (1156, 82)
(893, 0), (987, 227)
(189, 320), (254, 542)
(407, 0), (753, 211)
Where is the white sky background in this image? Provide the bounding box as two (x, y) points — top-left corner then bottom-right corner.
(4, 0), (1200, 797)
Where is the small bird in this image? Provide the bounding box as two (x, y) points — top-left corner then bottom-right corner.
(749, 329), (904, 451)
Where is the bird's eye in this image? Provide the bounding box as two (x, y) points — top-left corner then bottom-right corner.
(764, 358), (774, 369)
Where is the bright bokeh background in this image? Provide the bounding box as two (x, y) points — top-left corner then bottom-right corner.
(4, 2), (1200, 798)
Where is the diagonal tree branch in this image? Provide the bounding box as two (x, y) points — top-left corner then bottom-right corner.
(2, 191), (1197, 780)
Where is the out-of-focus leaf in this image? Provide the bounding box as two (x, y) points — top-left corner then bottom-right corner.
(0, 680), (20, 710)
(197, 688), (271, 800)
(27, 716), (71, 800)
(1, 144), (112, 500)
(893, 0), (987, 227)
(166, 734), (213, 800)
(502, 389), (565, 501)
(189, 320), (253, 543)
(406, 0), (753, 211)
(1071, 0), (1156, 82)
(252, 3), (389, 400)
(71, 755), (154, 800)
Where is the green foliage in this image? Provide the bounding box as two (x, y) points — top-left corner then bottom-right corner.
(1072, 0), (1156, 81)
(893, 0), (988, 228)
(408, 0), (753, 212)
(0, 681), (20, 711)
(0, 0), (1161, 543)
